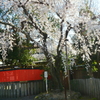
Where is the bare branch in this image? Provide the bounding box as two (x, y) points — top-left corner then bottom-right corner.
(0, 20), (17, 29)
(57, 20), (64, 53)
(24, 0), (30, 5)
(31, 1), (49, 6)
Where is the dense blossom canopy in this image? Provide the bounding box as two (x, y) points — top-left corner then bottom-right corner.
(0, 0), (100, 67)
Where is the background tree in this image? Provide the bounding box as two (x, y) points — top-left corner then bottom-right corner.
(4, 33), (36, 67)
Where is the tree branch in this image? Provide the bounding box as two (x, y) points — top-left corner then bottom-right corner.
(19, 4), (47, 38)
(24, 0), (29, 5)
(57, 20), (64, 54)
(0, 20), (17, 28)
(31, 1), (49, 6)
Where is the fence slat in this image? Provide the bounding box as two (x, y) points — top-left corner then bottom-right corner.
(97, 79), (100, 99)
(24, 82), (27, 96)
(30, 82), (33, 95)
(16, 82), (19, 97)
(71, 78), (100, 99)
(0, 80), (51, 98)
(0, 83), (3, 97)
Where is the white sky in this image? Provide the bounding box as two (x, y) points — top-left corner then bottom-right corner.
(90, 0), (100, 15)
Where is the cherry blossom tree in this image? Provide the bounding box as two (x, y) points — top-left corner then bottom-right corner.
(73, 1), (100, 77)
(0, 0), (100, 90)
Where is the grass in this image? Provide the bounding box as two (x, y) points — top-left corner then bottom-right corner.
(78, 96), (98, 100)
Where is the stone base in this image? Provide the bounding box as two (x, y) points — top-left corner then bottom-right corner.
(34, 90), (81, 100)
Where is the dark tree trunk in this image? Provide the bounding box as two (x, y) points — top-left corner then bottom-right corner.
(54, 53), (64, 90)
(50, 63), (63, 91)
(43, 47), (63, 91)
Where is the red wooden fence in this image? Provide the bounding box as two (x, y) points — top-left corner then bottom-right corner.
(0, 69), (44, 82)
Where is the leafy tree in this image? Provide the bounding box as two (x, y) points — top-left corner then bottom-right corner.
(5, 45), (36, 67)
(1, 33), (36, 67)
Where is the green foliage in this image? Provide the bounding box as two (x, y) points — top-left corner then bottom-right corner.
(5, 33), (36, 67)
(75, 54), (85, 65)
(79, 96), (98, 100)
(0, 28), (4, 32)
(92, 61), (98, 72)
(75, 54), (98, 72)
(5, 46), (36, 67)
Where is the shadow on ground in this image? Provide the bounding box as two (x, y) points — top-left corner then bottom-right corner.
(0, 95), (35, 100)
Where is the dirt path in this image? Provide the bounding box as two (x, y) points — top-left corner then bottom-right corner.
(0, 95), (35, 100)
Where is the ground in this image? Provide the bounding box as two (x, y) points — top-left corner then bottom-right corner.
(0, 95), (35, 100)
(77, 96), (98, 100)
(0, 94), (98, 100)
(33, 90), (98, 100)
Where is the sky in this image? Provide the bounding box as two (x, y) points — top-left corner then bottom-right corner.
(91, 0), (100, 15)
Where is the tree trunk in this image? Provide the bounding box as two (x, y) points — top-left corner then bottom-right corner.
(46, 57), (63, 91)
(51, 68), (63, 90)
(43, 49), (63, 91)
